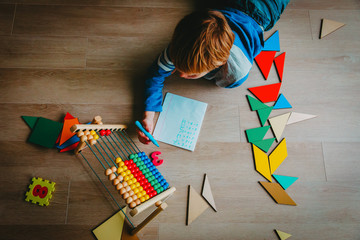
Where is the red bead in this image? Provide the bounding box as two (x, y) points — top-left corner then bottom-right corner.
(152, 191), (157, 196)
(145, 188), (152, 194)
(128, 164), (134, 170)
(148, 186), (154, 192)
(138, 175), (145, 181)
(124, 161), (130, 166)
(143, 179), (148, 184)
(129, 160), (134, 164)
(139, 180), (145, 186)
(105, 129), (111, 136)
(99, 130), (106, 136)
(148, 192), (154, 198)
(133, 167), (139, 173)
(133, 172), (139, 178)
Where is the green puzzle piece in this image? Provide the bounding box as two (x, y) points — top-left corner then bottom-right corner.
(245, 126), (270, 143)
(28, 117), (63, 148)
(22, 116), (40, 129)
(257, 106), (273, 126)
(252, 138), (276, 153)
(246, 95), (268, 111)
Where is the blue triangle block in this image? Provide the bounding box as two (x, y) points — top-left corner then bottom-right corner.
(263, 31), (280, 51)
(273, 94), (292, 109)
(273, 174), (298, 190)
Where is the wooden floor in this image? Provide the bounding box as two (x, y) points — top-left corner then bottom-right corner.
(1, 0), (360, 239)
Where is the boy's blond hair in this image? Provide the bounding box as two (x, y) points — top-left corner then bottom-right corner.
(169, 10), (235, 74)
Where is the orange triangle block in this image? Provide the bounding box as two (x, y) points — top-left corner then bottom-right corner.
(269, 113), (291, 141)
(269, 138), (288, 174)
(59, 118), (79, 145)
(274, 52), (285, 82)
(320, 19), (345, 39)
(255, 51), (276, 79)
(248, 83), (282, 103)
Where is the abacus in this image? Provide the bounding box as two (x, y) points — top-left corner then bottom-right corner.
(70, 116), (176, 235)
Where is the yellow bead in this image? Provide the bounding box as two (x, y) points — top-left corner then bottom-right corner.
(130, 184), (136, 190)
(121, 172), (127, 177)
(124, 176), (130, 181)
(90, 130), (96, 135)
(135, 182), (140, 188)
(141, 190), (147, 196)
(94, 134), (99, 140)
(136, 192), (142, 198)
(117, 167), (124, 174)
(133, 188), (139, 194)
(128, 174), (134, 179)
(125, 170), (131, 175)
(123, 166), (128, 171)
(115, 157), (122, 163)
(138, 186), (143, 192)
(144, 195), (149, 200)
(140, 197), (146, 203)
(119, 161), (125, 167)
(127, 179), (133, 185)
(132, 178), (137, 183)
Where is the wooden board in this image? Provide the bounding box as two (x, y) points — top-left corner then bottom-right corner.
(201, 174), (217, 212)
(259, 182), (296, 206)
(186, 185), (209, 225)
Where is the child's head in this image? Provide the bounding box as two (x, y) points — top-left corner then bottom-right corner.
(169, 10), (234, 79)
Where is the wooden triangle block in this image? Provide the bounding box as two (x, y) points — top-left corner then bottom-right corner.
(93, 208), (127, 240)
(59, 118), (80, 145)
(201, 174), (217, 212)
(252, 144), (272, 182)
(246, 95), (268, 111)
(273, 174), (298, 190)
(257, 106), (273, 126)
(273, 94), (292, 109)
(22, 116), (39, 130)
(320, 18), (345, 39)
(275, 229), (292, 240)
(255, 51), (276, 79)
(269, 113), (291, 141)
(245, 126), (271, 143)
(274, 52), (285, 82)
(286, 112), (317, 125)
(187, 185), (209, 225)
(269, 138), (288, 174)
(263, 31), (280, 51)
(259, 181), (296, 206)
(248, 83), (282, 103)
(253, 138), (276, 153)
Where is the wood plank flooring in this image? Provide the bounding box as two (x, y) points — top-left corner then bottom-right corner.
(0, 0), (360, 239)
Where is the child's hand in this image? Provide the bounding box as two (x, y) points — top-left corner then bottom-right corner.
(137, 111), (155, 144)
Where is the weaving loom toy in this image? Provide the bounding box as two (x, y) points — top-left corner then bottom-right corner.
(25, 177), (56, 206)
(70, 116), (176, 235)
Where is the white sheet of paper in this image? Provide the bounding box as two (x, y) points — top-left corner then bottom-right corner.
(153, 93), (207, 151)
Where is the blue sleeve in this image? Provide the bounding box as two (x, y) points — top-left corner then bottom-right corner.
(225, 73), (249, 88)
(144, 48), (175, 112)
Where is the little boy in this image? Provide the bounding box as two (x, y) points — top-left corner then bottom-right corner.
(137, 0), (290, 144)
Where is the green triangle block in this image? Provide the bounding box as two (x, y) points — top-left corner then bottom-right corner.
(245, 126), (270, 143)
(28, 117), (63, 148)
(257, 106), (273, 126)
(246, 95), (268, 111)
(22, 116), (40, 129)
(252, 138), (275, 153)
(273, 174), (299, 190)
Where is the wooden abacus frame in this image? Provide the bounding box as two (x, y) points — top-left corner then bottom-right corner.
(71, 116), (176, 235)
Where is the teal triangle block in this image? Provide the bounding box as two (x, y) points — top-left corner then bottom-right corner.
(273, 94), (292, 109)
(252, 138), (275, 153)
(22, 116), (39, 129)
(257, 106), (273, 126)
(246, 95), (268, 111)
(263, 31), (280, 51)
(273, 174), (299, 190)
(245, 126), (270, 143)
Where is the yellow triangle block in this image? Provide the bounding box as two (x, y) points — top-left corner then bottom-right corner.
(275, 229), (292, 240)
(187, 185), (209, 225)
(269, 113), (291, 141)
(269, 138), (288, 174)
(92, 208), (127, 240)
(252, 144), (272, 182)
(320, 19), (345, 39)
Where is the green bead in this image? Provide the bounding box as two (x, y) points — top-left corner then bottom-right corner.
(129, 154), (135, 159)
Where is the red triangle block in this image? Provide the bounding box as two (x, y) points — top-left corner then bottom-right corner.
(255, 51), (276, 80)
(274, 52), (285, 82)
(248, 83), (282, 103)
(64, 112), (75, 120)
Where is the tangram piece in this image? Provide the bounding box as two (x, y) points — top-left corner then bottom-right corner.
(248, 83), (282, 103)
(201, 174), (217, 212)
(263, 31), (280, 51)
(57, 134), (79, 150)
(93, 208), (127, 240)
(269, 138), (288, 174)
(59, 142), (79, 152)
(269, 113), (291, 141)
(257, 106), (273, 126)
(64, 112), (75, 120)
(287, 112), (317, 125)
(275, 229), (292, 240)
(253, 138), (276, 153)
(252, 144), (272, 182)
(246, 95), (268, 111)
(22, 116), (39, 130)
(121, 221), (140, 240)
(28, 117), (63, 148)
(273, 174), (298, 190)
(274, 52), (286, 82)
(259, 181), (296, 206)
(59, 118), (79, 145)
(273, 94), (292, 109)
(255, 51), (277, 79)
(320, 18), (345, 39)
(187, 185), (209, 225)
(245, 126), (271, 143)
(25, 177), (56, 206)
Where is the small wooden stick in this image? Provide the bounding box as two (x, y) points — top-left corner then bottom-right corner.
(130, 202), (168, 236)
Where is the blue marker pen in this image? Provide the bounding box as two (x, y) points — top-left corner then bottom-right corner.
(135, 121), (160, 147)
